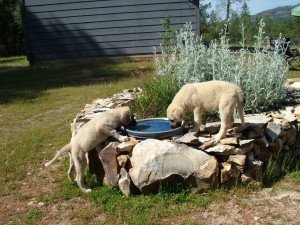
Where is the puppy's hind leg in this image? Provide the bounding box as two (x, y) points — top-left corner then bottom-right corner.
(214, 104), (234, 143)
(72, 150), (91, 193)
(67, 152), (76, 183)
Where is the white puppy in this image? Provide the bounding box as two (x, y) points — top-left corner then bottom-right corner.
(45, 106), (136, 193)
(167, 80), (245, 143)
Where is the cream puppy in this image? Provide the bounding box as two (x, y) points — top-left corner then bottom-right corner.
(167, 80), (244, 143)
(45, 106), (136, 193)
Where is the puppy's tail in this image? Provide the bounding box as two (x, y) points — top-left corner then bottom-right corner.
(236, 90), (245, 126)
(45, 143), (72, 167)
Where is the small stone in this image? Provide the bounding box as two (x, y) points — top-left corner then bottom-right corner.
(204, 122), (221, 134)
(268, 138), (283, 153)
(285, 78), (300, 86)
(243, 115), (273, 129)
(294, 105), (300, 115)
(285, 114), (297, 122)
(117, 137), (138, 153)
(220, 137), (239, 145)
(254, 136), (269, 148)
(273, 118), (291, 129)
(290, 82), (300, 89)
(266, 122), (281, 142)
(241, 160), (264, 184)
(271, 112), (285, 119)
(228, 155), (246, 167)
(199, 140), (215, 150)
(176, 132), (199, 144)
(204, 145), (236, 155)
(234, 143), (253, 155)
(239, 139), (255, 147)
(118, 168), (131, 197)
(198, 136), (212, 144)
(106, 102), (117, 108)
(117, 155), (128, 168)
(220, 162), (240, 184)
(234, 139), (254, 154)
(285, 125), (297, 145)
(93, 98), (111, 106)
(38, 202), (45, 207)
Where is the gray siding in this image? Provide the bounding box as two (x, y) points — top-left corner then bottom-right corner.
(20, 0), (199, 64)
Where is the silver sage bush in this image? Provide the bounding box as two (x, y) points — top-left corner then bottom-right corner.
(154, 20), (288, 113)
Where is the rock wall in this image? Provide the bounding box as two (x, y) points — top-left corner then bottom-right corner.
(71, 81), (300, 196)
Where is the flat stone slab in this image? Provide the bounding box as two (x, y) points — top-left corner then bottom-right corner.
(129, 139), (217, 193)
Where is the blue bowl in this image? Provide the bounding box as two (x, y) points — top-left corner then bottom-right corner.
(125, 118), (185, 139)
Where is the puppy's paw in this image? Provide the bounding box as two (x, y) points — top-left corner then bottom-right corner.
(119, 136), (130, 142)
(212, 136), (221, 145)
(190, 128), (199, 133)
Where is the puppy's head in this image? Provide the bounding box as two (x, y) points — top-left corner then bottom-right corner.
(120, 106), (137, 126)
(167, 104), (184, 128)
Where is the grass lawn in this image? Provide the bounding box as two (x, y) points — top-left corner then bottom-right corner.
(0, 56), (300, 224)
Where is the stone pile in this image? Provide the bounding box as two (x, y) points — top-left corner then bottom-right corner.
(70, 87), (142, 136)
(72, 80), (300, 196)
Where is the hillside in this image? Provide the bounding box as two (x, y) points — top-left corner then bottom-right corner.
(251, 5), (297, 23)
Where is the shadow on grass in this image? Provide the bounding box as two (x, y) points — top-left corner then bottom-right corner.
(0, 59), (152, 104)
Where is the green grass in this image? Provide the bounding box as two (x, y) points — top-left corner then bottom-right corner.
(1, 56), (300, 224)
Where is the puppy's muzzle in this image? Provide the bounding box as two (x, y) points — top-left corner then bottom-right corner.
(170, 120), (181, 128)
(128, 116), (137, 126)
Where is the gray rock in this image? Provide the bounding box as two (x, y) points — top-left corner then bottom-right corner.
(243, 115), (273, 130)
(117, 155), (128, 168)
(129, 139), (217, 193)
(234, 143), (253, 155)
(269, 138), (283, 154)
(118, 168), (131, 197)
(99, 142), (119, 187)
(204, 144), (236, 155)
(220, 137), (239, 145)
(117, 137), (139, 153)
(198, 136), (212, 144)
(273, 118), (291, 129)
(220, 162), (240, 184)
(228, 155), (247, 167)
(285, 125), (297, 145)
(204, 122), (221, 134)
(241, 160), (264, 184)
(265, 122), (282, 142)
(175, 132), (199, 145)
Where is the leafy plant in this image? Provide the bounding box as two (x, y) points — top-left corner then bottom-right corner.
(153, 20), (288, 113)
(130, 73), (179, 118)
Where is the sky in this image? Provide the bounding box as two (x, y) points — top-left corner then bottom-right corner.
(202, 0), (300, 16)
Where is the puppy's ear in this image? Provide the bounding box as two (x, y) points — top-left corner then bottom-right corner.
(174, 107), (184, 120)
(121, 107), (133, 125)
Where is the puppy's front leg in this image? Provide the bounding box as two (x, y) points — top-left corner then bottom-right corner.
(190, 107), (202, 133)
(102, 127), (129, 142)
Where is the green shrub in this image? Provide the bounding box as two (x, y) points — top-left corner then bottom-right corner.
(130, 74), (180, 118)
(154, 20), (288, 114)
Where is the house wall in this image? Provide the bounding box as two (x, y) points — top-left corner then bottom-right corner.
(20, 0), (199, 64)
